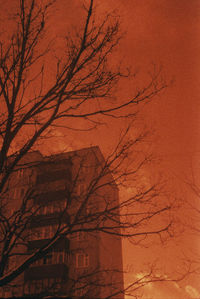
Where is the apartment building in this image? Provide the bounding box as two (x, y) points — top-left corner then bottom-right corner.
(0, 146), (124, 298)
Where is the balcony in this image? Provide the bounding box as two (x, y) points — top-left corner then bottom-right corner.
(29, 210), (70, 228)
(27, 236), (70, 252)
(36, 168), (71, 185)
(34, 189), (68, 204)
(24, 263), (68, 281)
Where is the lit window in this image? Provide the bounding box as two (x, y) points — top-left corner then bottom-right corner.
(76, 253), (89, 268)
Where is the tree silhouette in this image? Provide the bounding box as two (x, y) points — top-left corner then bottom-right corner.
(0, 0), (170, 297)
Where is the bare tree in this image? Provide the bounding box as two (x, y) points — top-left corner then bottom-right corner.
(0, 134), (172, 297)
(178, 172), (200, 283)
(0, 0), (167, 191)
(0, 0), (170, 297)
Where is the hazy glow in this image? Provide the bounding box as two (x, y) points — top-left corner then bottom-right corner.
(185, 285), (200, 298)
(2, 1), (200, 298)
(135, 272), (153, 288)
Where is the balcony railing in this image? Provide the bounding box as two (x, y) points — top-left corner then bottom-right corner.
(27, 236), (70, 252)
(24, 263), (68, 281)
(29, 209), (70, 228)
(34, 189), (68, 204)
(36, 168), (71, 184)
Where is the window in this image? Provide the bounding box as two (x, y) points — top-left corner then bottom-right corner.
(49, 225), (57, 238)
(37, 206), (46, 215)
(13, 188), (20, 199)
(44, 206), (47, 215)
(86, 205), (92, 215)
(20, 187), (25, 197)
(53, 202), (59, 213)
(29, 281), (35, 294)
(43, 254), (52, 265)
(44, 226), (49, 238)
(17, 169), (24, 180)
(68, 232), (76, 240)
(64, 252), (69, 263)
(45, 204), (50, 214)
(50, 250), (69, 264)
(32, 258), (42, 266)
(77, 183), (86, 196)
(58, 251), (64, 263)
(74, 283), (86, 297)
(23, 283), (29, 294)
(75, 287), (85, 297)
(83, 165), (91, 174)
(86, 203), (98, 216)
(76, 231), (87, 241)
(37, 206), (42, 215)
(35, 280), (43, 293)
(26, 169), (34, 186)
(48, 278), (55, 288)
(34, 229), (40, 240)
(76, 253), (89, 268)
(43, 278), (48, 289)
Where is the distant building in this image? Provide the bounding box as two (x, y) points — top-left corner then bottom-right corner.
(0, 146), (124, 298)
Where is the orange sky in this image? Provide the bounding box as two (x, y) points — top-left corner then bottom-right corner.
(48, 0), (200, 163)
(45, 1), (200, 297)
(53, 1), (200, 298)
(108, 1), (200, 298)
(3, 0), (200, 297)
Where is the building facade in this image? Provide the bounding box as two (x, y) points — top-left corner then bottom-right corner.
(0, 146), (124, 298)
